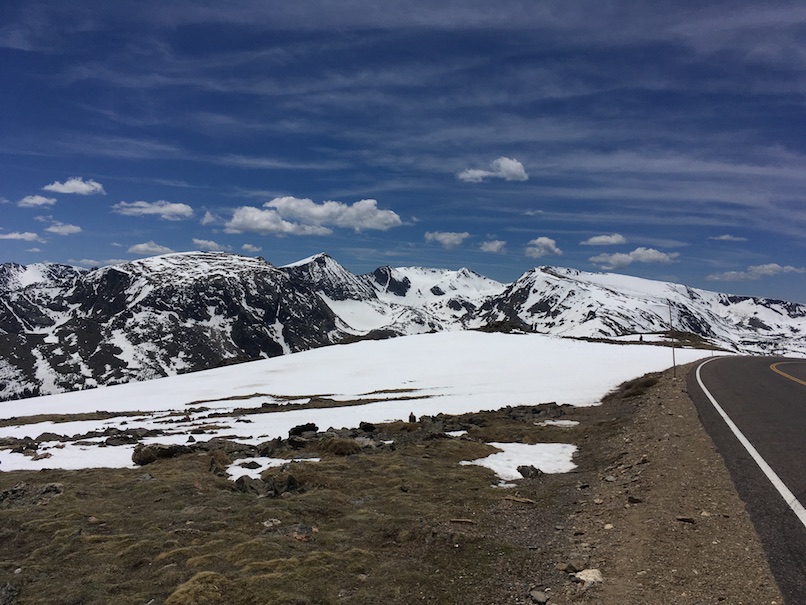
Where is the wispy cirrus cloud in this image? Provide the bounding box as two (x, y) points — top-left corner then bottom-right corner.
(707, 263), (806, 281)
(113, 200), (194, 220)
(42, 177), (105, 195)
(708, 234), (748, 242)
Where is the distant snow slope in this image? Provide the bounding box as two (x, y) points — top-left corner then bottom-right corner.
(1, 252), (804, 401)
(0, 331), (713, 471)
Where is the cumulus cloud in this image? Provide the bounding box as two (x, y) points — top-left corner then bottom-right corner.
(0, 232), (41, 241)
(525, 237), (562, 258)
(242, 243), (262, 253)
(68, 258), (129, 268)
(200, 211), (219, 225)
(480, 240), (507, 253)
(580, 233), (626, 246)
(425, 231), (471, 248)
(42, 177), (105, 195)
(225, 196), (402, 236)
(18, 195), (57, 208)
(113, 200), (194, 220)
(128, 241), (175, 255)
(457, 156), (528, 183)
(192, 238), (231, 252)
(589, 247), (680, 270)
(706, 263), (806, 281)
(708, 234), (748, 242)
(45, 222), (82, 236)
(264, 197), (402, 231)
(226, 206), (332, 236)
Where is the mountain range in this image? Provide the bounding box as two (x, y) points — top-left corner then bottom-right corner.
(1, 251), (804, 401)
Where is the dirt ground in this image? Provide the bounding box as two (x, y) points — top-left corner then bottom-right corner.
(531, 361), (784, 604)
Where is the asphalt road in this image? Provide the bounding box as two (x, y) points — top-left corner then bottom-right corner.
(688, 356), (806, 605)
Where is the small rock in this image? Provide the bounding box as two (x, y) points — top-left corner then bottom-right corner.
(603, 523), (614, 530)
(529, 589), (549, 604)
(675, 516), (697, 524)
(627, 495), (643, 504)
(604, 475), (616, 482)
(573, 568), (603, 590)
(518, 465), (544, 479)
(288, 423), (318, 437)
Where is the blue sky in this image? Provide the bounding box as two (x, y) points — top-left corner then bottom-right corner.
(2, 1), (806, 302)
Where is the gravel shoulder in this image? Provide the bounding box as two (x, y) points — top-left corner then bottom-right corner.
(545, 361), (783, 604)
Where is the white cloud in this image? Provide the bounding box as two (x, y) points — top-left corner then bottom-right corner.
(589, 247), (680, 270)
(580, 233), (626, 246)
(226, 207), (331, 236)
(708, 234), (748, 242)
(45, 222), (82, 236)
(425, 231), (471, 248)
(42, 177), (105, 195)
(18, 195), (57, 208)
(525, 237), (562, 258)
(192, 238), (231, 252)
(457, 156), (528, 183)
(706, 263), (806, 281)
(27, 247), (42, 253)
(480, 240), (506, 253)
(0, 232), (41, 241)
(200, 211), (219, 225)
(264, 196), (402, 231)
(226, 196), (402, 236)
(242, 243), (262, 253)
(128, 241), (175, 255)
(113, 200), (194, 220)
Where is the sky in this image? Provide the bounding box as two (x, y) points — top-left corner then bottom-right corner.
(1, 1), (806, 302)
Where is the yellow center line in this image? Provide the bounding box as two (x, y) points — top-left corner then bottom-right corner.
(770, 362), (806, 387)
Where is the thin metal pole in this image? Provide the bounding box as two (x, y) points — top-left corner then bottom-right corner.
(668, 300), (677, 378)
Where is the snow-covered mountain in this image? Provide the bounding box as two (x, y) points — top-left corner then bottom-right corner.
(1, 252), (804, 401)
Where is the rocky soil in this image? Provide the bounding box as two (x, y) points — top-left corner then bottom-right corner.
(521, 361), (784, 604)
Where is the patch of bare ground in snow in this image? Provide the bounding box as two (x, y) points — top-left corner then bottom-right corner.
(545, 361), (783, 605)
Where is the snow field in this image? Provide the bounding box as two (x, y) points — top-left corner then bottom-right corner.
(0, 331), (713, 475)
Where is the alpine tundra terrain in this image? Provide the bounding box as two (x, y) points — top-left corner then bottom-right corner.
(0, 252), (799, 603)
(1, 251), (804, 401)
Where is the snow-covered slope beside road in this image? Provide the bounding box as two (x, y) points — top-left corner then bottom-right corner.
(0, 331), (713, 471)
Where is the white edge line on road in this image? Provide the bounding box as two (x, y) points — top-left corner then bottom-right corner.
(696, 358), (806, 530)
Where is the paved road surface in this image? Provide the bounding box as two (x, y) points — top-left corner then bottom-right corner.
(688, 356), (806, 604)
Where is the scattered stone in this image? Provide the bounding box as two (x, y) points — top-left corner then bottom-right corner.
(132, 443), (191, 466)
(603, 523), (614, 530)
(0, 583), (19, 605)
(675, 516), (697, 524)
(604, 475), (617, 482)
(290, 523), (318, 542)
(239, 461), (262, 470)
(359, 421), (377, 433)
(573, 568), (603, 590)
(262, 518), (282, 528)
(627, 495), (643, 504)
(288, 423), (318, 437)
(529, 588), (549, 604)
(518, 465), (544, 479)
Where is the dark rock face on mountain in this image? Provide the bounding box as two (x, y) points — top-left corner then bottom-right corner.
(1, 253), (804, 401)
(0, 253), (343, 400)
